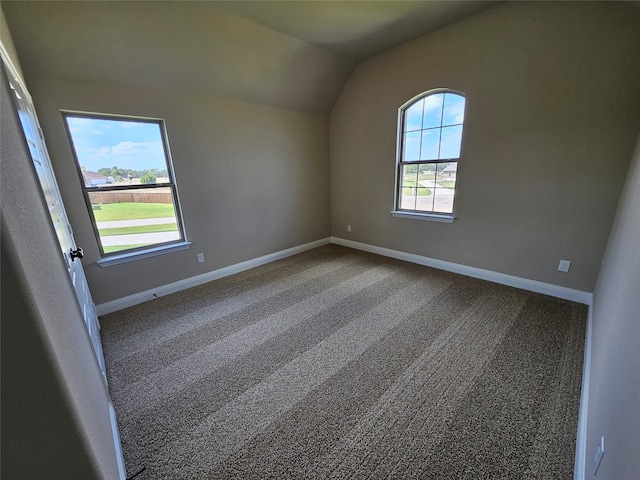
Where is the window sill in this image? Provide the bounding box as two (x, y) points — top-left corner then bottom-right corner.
(97, 241), (191, 267)
(390, 211), (455, 223)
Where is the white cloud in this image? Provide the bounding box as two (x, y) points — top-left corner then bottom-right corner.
(424, 94), (444, 112)
(111, 140), (162, 156)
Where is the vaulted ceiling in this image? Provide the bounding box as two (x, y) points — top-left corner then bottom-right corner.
(214, 1), (498, 61)
(2, 1), (498, 113)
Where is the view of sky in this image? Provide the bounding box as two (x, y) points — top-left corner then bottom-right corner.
(65, 115), (168, 173)
(403, 93), (465, 162)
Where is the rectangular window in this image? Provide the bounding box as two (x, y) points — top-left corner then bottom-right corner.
(63, 112), (187, 258)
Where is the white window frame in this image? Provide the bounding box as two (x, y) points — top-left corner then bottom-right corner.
(391, 89), (466, 223)
(62, 111), (190, 266)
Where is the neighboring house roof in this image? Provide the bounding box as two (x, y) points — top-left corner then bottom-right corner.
(82, 171), (113, 186)
(83, 171), (108, 181)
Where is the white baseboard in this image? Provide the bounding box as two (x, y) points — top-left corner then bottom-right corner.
(330, 237), (593, 305)
(98, 235), (592, 315)
(574, 305), (593, 480)
(108, 401), (127, 480)
(96, 238), (331, 315)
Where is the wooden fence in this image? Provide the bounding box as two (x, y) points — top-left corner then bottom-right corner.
(89, 190), (172, 204)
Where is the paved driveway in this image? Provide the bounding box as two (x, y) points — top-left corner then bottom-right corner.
(98, 217), (179, 246)
(398, 181), (454, 212)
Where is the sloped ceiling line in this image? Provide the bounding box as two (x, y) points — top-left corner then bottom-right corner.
(2, 1), (498, 113)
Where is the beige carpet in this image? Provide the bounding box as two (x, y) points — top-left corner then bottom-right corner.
(101, 244), (586, 479)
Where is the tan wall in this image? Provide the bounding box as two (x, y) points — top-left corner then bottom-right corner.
(0, 4), (24, 81)
(586, 133), (640, 477)
(329, 2), (640, 292)
(27, 75), (330, 305)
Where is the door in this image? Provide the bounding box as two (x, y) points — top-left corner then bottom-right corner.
(6, 71), (107, 377)
(2, 51), (126, 479)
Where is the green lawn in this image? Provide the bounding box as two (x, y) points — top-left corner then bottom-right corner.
(99, 223), (178, 236)
(402, 181), (431, 196)
(103, 244), (148, 254)
(437, 181), (456, 188)
(92, 202), (175, 222)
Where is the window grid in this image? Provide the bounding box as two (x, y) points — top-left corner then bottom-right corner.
(396, 90), (465, 215)
(63, 112), (187, 257)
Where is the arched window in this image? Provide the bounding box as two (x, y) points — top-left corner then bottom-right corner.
(394, 90), (465, 220)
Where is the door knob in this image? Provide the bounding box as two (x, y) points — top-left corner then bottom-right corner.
(70, 247), (84, 261)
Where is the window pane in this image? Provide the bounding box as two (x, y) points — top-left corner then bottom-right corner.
(420, 129), (440, 160)
(88, 189), (180, 254)
(400, 163), (418, 210)
(65, 116), (171, 186)
(415, 186), (431, 197)
(442, 94), (465, 126)
(422, 93), (444, 129)
(404, 99), (423, 131)
(401, 164), (419, 186)
(415, 187), (435, 212)
(403, 131), (421, 161)
(436, 162), (457, 189)
(399, 194), (417, 210)
(439, 125), (463, 159)
(431, 187), (454, 213)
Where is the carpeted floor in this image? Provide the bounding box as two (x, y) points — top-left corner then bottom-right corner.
(101, 244), (586, 479)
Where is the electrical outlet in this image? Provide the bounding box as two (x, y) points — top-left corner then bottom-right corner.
(197, 253), (205, 263)
(558, 260), (571, 272)
(593, 436), (605, 475)
(347, 224), (352, 233)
